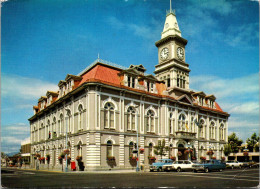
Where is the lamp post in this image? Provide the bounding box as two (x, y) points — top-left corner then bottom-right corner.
(64, 109), (70, 172)
(134, 105), (139, 172)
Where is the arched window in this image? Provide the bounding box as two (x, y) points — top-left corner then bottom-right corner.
(52, 117), (56, 138)
(66, 110), (72, 133)
(104, 102), (115, 129)
(78, 104), (83, 131)
(178, 114), (186, 131)
(146, 110), (155, 132)
(47, 120), (50, 139)
(107, 140), (113, 157)
(200, 146), (204, 157)
(127, 106), (136, 131)
(219, 124), (224, 141)
(129, 142), (134, 157)
(190, 117), (194, 133)
(148, 143), (153, 156)
(169, 113), (174, 134)
(199, 119), (205, 138)
(59, 114), (63, 136)
(209, 121), (215, 139)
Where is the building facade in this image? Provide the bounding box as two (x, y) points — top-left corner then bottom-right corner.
(29, 7), (229, 170)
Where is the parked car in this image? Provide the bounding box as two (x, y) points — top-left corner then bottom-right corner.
(163, 160), (195, 172)
(243, 160), (259, 168)
(192, 159), (226, 173)
(149, 159), (173, 172)
(226, 160), (243, 169)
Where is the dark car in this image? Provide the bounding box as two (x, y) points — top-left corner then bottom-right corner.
(192, 159), (226, 173)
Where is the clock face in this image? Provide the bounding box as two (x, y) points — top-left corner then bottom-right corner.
(160, 47), (169, 60)
(177, 47), (184, 60)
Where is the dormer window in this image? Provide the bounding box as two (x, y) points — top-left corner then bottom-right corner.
(199, 97), (203, 106)
(151, 83), (154, 92)
(147, 81), (150, 91)
(210, 101), (214, 108)
(167, 77), (170, 88)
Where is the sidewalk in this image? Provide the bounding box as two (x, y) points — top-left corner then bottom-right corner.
(6, 167), (145, 174)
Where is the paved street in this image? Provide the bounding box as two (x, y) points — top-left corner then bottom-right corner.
(1, 167), (259, 188)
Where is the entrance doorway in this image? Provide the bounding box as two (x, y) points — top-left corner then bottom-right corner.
(178, 144), (187, 160)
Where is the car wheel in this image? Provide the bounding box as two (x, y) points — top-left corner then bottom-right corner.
(204, 167), (209, 173)
(219, 169), (223, 172)
(239, 165), (242, 169)
(158, 167), (162, 172)
(150, 170), (153, 172)
(231, 165), (234, 169)
(167, 167), (171, 172)
(177, 167), (181, 172)
(193, 170), (197, 173)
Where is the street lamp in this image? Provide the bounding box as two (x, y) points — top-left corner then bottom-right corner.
(134, 105), (140, 172)
(64, 108), (70, 172)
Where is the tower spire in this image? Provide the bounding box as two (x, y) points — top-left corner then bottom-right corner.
(170, 0), (172, 13)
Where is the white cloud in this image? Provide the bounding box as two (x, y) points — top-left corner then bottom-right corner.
(190, 73), (259, 142)
(1, 73), (58, 99)
(190, 73), (259, 99)
(229, 102), (259, 115)
(1, 123), (30, 153)
(106, 16), (160, 41)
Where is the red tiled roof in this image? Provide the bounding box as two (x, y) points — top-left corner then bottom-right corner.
(31, 63), (228, 117)
(215, 102), (223, 112)
(79, 65), (121, 86)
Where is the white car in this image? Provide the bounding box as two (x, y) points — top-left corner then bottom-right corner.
(163, 160), (194, 172)
(226, 160), (243, 169)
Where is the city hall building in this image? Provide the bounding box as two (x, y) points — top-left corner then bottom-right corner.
(29, 7), (229, 170)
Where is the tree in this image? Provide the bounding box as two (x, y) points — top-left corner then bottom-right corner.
(246, 133), (259, 152)
(228, 133), (243, 153)
(224, 144), (232, 156)
(154, 139), (169, 159)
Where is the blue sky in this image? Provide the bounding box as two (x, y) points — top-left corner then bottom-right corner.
(1, 0), (259, 154)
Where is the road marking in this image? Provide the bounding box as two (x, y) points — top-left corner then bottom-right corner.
(152, 173), (258, 182)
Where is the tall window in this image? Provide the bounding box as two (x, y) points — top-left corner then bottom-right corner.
(178, 114), (186, 131)
(104, 102), (115, 129)
(167, 77), (170, 88)
(52, 117), (56, 138)
(199, 119), (205, 138)
(219, 124), (224, 140)
(66, 110), (72, 133)
(147, 81), (150, 92)
(59, 114), (63, 136)
(47, 120), (50, 139)
(190, 117), (194, 132)
(146, 110), (155, 132)
(148, 143), (153, 156)
(127, 106), (136, 131)
(78, 104), (83, 130)
(209, 121), (215, 139)
(128, 76), (131, 87)
(169, 113), (174, 134)
(107, 140), (113, 157)
(129, 142), (134, 157)
(132, 77), (135, 88)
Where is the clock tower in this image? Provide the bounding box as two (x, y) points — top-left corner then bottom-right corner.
(154, 5), (190, 90)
